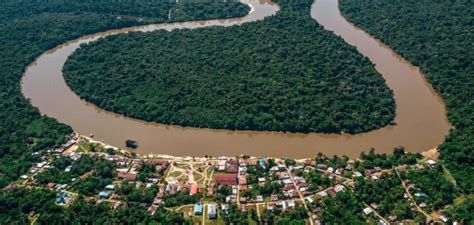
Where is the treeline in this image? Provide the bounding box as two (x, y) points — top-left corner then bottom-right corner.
(64, 0), (395, 134)
(0, 0), (248, 222)
(0, 188), (185, 224)
(0, 0), (249, 25)
(339, 0), (473, 220)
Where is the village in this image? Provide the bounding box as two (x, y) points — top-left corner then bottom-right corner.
(12, 134), (463, 225)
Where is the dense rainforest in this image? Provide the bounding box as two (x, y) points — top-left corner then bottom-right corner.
(63, 0), (395, 134)
(0, 0), (247, 222)
(340, 0), (473, 218)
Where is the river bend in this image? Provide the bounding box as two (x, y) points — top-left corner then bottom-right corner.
(21, 0), (450, 158)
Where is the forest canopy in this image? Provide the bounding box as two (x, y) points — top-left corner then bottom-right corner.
(63, 0), (395, 134)
(0, 0), (248, 189)
(339, 0), (474, 194)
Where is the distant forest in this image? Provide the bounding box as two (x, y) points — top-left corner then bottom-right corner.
(340, 0), (473, 216)
(64, 0), (395, 134)
(0, 0), (247, 214)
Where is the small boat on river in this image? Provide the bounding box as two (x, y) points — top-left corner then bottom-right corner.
(125, 140), (138, 149)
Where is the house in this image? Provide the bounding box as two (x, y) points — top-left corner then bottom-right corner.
(327, 167), (334, 173)
(439, 215), (448, 223)
(221, 204), (229, 214)
(47, 183), (56, 189)
(363, 207), (373, 215)
(239, 176), (247, 185)
(287, 200), (296, 208)
(270, 194), (279, 201)
(316, 164), (327, 169)
(353, 172), (363, 177)
(267, 203), (275, 211)
(279, 201), (288, 211)
(334, 185), (345, 192)
(256, 195), (264, 202)
(105, 184), (115, 190)
(426, 160), (436, 167)
(305, 196), (315, 204)
(282, 179), (293, 185)
(208, 204), (217, 219)
(345, 164), (352, 171)
(194, 203), (203, 215)
(370, 203), (379, 210)
(218, 160), (227, 171)
(148, 205), (158, 215)
(388, 215), (397, 222)
(207, 187), (214, 195)
(213, 174), (237, 185)
(316, 190), (328, 198)
(190, 184), (198, 196)
(327, 188), (337, 198)
(227, 164), (238, 173)
(99, 191), (110, 198)
(117, 172), (138, 181)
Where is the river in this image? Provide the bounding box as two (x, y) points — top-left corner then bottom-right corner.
(21, 0), (450, 158)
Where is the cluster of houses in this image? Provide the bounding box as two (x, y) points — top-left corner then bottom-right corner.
(21, 135), (459, 224)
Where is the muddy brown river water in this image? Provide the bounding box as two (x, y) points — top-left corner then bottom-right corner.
(21, 0), (450, 158)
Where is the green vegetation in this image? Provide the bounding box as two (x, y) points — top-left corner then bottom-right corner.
(0, 0), (248, 223)
(0, 188), (59, 223)
(75, 157), (117, 195)
(340, 0), (474, 195)
(355, 173), (414, 219)
(262, 206), (309, 225)
(0, 0), (247, 189)
(448, 195), (474, 224)
(0, 0), (246, 185)
(320, 192), (365, 224)
(64, 0), (395, 134)
(35, 198), (186, 224)
(163, 191), (202, 207)
(400, 166), (457, 211)
(358, 147), (421, 170)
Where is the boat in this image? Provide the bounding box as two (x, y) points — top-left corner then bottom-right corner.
(125, 140), (138, 148)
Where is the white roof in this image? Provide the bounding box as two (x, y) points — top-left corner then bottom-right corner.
(363, 207), (372, 215)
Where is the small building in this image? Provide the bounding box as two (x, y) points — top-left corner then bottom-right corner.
(327, 188), (337, 198)
(221, 204), (229, 214)
(190, 184), (198, 196)
(213, 174), (237, 186)
(117, 172), (138, 181)
(334, 185), (345, 193)
(194, 203), (203, 215)
(439, 215), (448, 223)
(327, 167), (334, 173)
(426, 160), (436, 167)
(208, 204), (217, 219)
(287, 200), (296, 208)
(363, 207), (373, 215)
(99, 191), (110, 198)
(238, 176), (247, 185)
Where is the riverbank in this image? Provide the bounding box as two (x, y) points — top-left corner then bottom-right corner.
(21, 0), (450, 158)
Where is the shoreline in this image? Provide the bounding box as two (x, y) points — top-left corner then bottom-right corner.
(78, 132), (436, 162)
